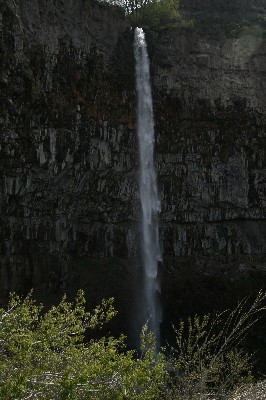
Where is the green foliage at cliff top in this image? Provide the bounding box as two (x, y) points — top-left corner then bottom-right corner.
(0, 290), (265, 399)
(128, 0), (187, 30)
(102, 0), (190, 30)
(102, 0), (266, 37)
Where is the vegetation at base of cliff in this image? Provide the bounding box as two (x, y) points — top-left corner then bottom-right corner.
(0, 290), (265, 399)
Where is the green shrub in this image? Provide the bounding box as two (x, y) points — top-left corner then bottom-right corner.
(101, 0), (187, 30)
(0, 290), (265, 399)
(130, 0), (182, 29)
(0, 291), (167, 399)
(166, 291), (266, 399)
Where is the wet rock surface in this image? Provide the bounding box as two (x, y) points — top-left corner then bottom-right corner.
(0, 0), (266, 358)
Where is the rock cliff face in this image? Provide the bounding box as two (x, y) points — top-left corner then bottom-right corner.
(1, 0), (266, 341)
(148, 28), (266, 317)
(1, 0), (134, 303)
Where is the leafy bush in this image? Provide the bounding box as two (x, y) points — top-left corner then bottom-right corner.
(0, 291), (166, 399)
(102, 0), (188, 30)
(101, 0), (266, 36)
(0, 290), (265, 399)
(129, 0), (182, 30)
(166, 291), (266, 399)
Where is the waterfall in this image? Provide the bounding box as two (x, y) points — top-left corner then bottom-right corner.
(134, 27), (161, 347)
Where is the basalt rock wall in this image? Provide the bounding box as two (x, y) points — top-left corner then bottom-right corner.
(148, 28), (266, 318)
(0, 0), (137, 311)
(1, 0), (266, 335)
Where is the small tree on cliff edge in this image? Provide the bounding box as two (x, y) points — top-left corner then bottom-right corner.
(107, 0), (182, 29)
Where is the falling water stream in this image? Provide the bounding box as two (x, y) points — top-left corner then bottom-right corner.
(134, 27), (161, 347)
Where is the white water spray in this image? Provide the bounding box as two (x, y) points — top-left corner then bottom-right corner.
(134, 28), (161, 346)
